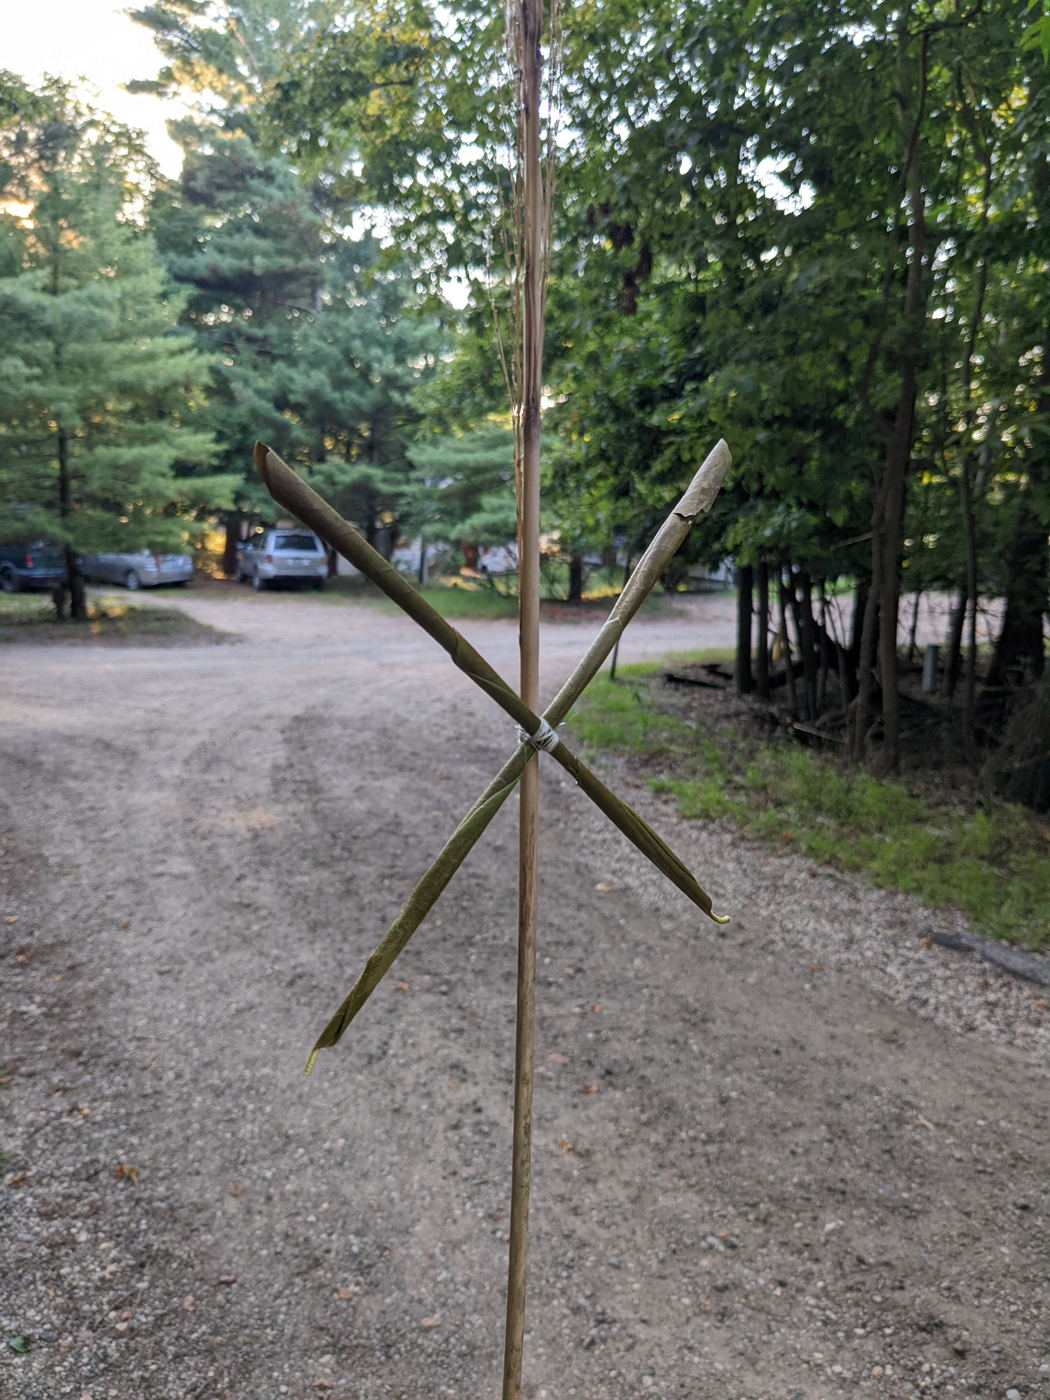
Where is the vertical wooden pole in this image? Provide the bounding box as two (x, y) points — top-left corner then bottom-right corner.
(503, 0), (543, 1394)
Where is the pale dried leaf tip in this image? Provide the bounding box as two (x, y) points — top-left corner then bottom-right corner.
(303, 1049), (319, 1076)
(675, 440), (732, 519)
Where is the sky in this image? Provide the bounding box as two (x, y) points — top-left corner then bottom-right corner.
(6, 0), (189, 175)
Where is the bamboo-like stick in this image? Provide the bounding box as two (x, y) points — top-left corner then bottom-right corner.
(503, 0), (545, 1384)
(255, 438), (729, 749)
(302, 727), (728, 1071)
(256, 441), (733, 1075)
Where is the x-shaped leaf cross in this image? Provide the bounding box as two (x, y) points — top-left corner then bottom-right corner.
(253, 440), (731, 1072)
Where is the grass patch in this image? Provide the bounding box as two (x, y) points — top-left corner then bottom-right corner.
(0, 593), (54, 622)
(225, 572), (684, 620)
(418, 584), (521, 620)
(368, 578), (681, 621)
(0, 592), (227, 645)
(312, 576), (520, 619)
(568, 660), (1050, 953)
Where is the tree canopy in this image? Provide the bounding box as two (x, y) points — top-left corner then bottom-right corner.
(0, 75), (229, 615)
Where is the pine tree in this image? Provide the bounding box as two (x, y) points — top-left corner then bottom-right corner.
(406, 424), (516, 572)
(0, 78), (229, 618)
(132, 0), (439, 570)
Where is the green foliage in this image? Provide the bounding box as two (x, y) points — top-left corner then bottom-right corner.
(7, 0), (1050, 685)
(0, 79), (229, 554)
(152, 127), (431, 529)
(405, 422), (515, 549)
(256, 0), (1050, 689)
(570, 662), (1050, 950)
(130, 0), (443, 547)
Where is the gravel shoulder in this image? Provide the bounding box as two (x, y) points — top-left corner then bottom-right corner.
(0, 595), (1047, 1400)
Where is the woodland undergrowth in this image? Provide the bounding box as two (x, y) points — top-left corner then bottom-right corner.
(569, 659), (1050, 953)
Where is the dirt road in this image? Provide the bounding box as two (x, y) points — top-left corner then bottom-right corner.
(1, 591), (1047, 1400)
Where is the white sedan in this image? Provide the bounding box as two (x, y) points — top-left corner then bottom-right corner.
(81, 551), (194, 590)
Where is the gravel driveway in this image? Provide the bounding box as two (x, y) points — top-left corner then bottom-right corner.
(1, 591), (1047, 1400)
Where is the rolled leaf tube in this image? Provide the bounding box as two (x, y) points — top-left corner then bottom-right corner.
(304, 746), (531, 1073)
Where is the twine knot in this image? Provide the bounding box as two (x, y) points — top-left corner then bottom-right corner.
(516, 718), (560, 753)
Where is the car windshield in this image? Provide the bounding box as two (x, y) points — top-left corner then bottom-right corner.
(274, 534), (319, 552)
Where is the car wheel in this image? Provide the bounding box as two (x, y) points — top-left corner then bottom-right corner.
(312, 579), (324, 592)
(124, 570), (141, 591)
(0, 568), (18, 594)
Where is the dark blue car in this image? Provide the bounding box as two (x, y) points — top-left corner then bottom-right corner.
(0, 542), (66, 593)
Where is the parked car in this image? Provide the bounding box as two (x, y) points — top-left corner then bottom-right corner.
(0, 541), (66, 593)
(237, 529), (327, 590)
(80, 550), (194, 591)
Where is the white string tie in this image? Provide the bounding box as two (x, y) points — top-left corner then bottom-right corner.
(516, 717), (560, 753)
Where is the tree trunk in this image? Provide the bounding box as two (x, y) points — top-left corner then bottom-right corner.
(957, 245), (988, 743)
(836, 636), (851, 713)
(960, 460), (979, 752)
(779, 573), (798, 718)
(735, 564), (753, 695)
(987, 472), (1047, 691)
(875, 417), (911, 775)
(871, 15), (927, 775)
(849, 578), (868, 674)
(365, 490), (379, 549)
(755, 562), (770, 699)
(567, 555), (583, 603)
(986, 99), (1050, 692)
(825, 607), (858, 702)
(852, 542), (881, 763)
(222, 512), (241, 579)
(379, 517), (398, 563)
(794, 570), (819, 721)
(817, 581), (831, 715)
(57, 430), (86, 622)
(940, 587), (967, 699)
(62, 542), (86, 622)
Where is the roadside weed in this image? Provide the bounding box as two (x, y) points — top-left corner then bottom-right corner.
(570, 663), (1050, 952)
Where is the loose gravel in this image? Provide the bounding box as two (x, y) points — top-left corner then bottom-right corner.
(1, 594), (1047, 1400)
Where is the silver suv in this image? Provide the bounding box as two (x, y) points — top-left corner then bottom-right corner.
(238, 529), (328, 591)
